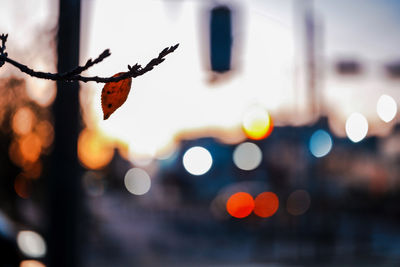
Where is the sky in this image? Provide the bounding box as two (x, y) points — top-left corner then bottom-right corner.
(1, 0), (400, 159)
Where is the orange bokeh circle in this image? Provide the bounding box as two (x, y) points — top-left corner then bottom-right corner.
(254, 192), (279, 218)
(242, 109), (274, 140)
(226, 192), (255, 218)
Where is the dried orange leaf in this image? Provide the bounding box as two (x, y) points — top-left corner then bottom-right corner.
(101, 72), (132, 120)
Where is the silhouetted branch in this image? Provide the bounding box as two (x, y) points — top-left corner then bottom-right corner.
(60, 49), (111, 78)
(0, 33), (179, 83)
(0, 34), (8, 68)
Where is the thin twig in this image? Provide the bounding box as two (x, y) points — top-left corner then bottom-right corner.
(60, 49), (111, 78)
(0, 34), (8, 67)
(0, 33), (179, 83)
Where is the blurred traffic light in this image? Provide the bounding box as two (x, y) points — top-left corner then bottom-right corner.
(210, 6), (232, 72)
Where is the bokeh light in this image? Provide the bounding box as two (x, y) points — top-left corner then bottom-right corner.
(78, 129), (114, 170)
(23, 160), (43, 179)
(309, 130), (333, 158)
(233, 142), (262, 171)
(20, 260), (46, 267)
(253, 192), (279, 218)
(20, 133), (42, 162)
(345, 113), (368, 143)
(226, 192), (255, 218)
(12, 106), (35, 135)
(124, 168), (151, 195)
(14, 174), (31, 199)
(9, 139), (24, 167)
(376, 94), (397, 123)
(35, 120), (54, 149)
(182, 146), (213, 175)
(26, 77), (56, 107)
(287, 190), (311, 216)
(242, 107), (273, 140)
(17, 230), (46, 258)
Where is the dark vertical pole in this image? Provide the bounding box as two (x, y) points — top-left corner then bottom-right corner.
(301, 0), (320, 118)
(304, 0), (318, 119)
(48, 0), (81, 266)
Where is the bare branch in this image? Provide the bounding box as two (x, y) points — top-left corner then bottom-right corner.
(60, 49), (111, 78)
(0, 33), (179, 83)
(0, 34), (8, 67)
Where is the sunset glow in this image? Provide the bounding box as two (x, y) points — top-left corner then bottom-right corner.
(77, 129), (114, 170)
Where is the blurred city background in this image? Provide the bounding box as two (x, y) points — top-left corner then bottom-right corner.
(1, 0), (400, 266)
